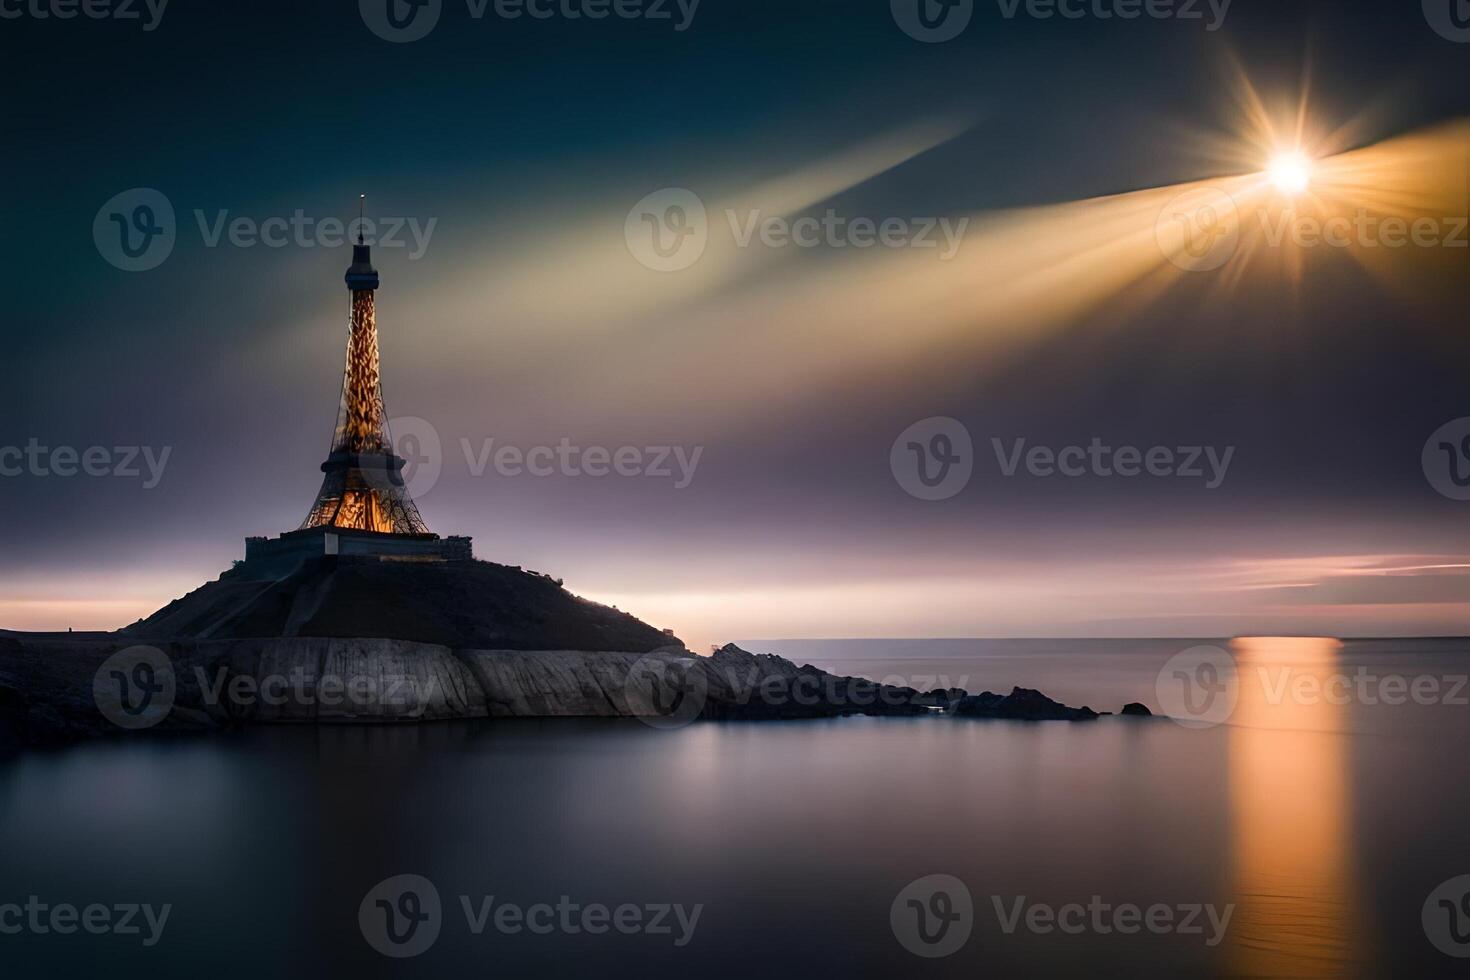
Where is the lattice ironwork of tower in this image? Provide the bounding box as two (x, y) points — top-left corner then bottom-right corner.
(299, 234), (430, 535)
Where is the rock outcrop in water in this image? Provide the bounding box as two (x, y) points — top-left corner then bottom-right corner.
(0, 557), (1142, 752)
(0, 632), (1126, 752)
(952, 687), (1100, 721)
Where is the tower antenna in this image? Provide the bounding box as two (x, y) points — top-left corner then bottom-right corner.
(358, 193), (365, 245)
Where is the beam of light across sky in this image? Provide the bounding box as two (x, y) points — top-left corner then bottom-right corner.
(2, 12), (1468, 644)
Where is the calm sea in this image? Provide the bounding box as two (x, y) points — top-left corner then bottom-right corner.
(1, 637), (1467, 978)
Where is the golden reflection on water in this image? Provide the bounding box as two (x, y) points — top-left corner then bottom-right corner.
(1226, 637), (1364, 978)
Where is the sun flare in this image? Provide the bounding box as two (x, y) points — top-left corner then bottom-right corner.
(1266, 151), (1313, 195)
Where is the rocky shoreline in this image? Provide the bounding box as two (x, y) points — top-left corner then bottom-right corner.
(0, 558), (1156, 754)
(0, 633), (1150, 754)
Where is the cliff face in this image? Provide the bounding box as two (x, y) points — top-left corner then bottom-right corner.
(0, 637), (944, 744)
(0, 633), (1119, 753)
(155, 640), (942, 723)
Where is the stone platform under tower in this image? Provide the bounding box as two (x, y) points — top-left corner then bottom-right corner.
(244, 527), (473, 577)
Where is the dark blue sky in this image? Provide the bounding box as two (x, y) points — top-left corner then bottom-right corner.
(3, 0), (1468, 642)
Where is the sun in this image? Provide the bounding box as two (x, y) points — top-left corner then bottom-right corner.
(1266, 151), (1312, 195)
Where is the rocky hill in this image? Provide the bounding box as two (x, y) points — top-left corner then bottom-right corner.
(0, 558), (1142, 753)
(125, 556), (678, 652)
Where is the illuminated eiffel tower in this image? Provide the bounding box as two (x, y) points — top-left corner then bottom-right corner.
(242, 199), (470, 571)
(300, 214), (428, 534)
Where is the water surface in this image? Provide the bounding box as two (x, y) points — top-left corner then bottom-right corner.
(2, 638), (1467, 978)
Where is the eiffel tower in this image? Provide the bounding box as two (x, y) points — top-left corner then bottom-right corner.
(300, 222), (428, 534)
(241, 200), (471, 571)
